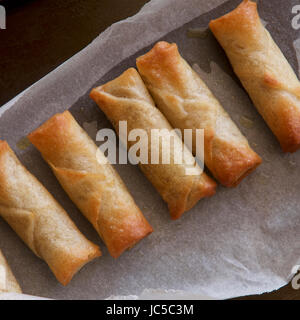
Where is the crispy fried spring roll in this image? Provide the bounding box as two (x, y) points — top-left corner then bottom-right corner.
(0, 249), (22, 293)
(90, 68), (217, 220)
(28, 111), (153, 258)
(136, 41), (262, 187)
(0, 141), (101, 285)
(209, 0), (300, 153)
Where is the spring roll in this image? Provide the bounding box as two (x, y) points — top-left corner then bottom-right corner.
(209, 0), (300, 153)
(90, 68), (217, 220)
(0, 249), (22, 293)
(136, 41), (262, 187)
(0, 141), (101, 285)
(28, 111), (153, 258)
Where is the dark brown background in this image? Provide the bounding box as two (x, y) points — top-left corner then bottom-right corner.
(0, 0), (299, 300)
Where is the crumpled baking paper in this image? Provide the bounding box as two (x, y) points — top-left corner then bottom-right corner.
(0, 0), (299, 300)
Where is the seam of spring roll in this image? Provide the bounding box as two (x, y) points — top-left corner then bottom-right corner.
(97, 89), (153, 107)
(50, 164), (100, 176)
(48, 163), (101, 228)
(0, 204), (41, 257)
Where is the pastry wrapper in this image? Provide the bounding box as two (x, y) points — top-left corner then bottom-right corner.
(209, 0), (300, 153)
(29, 111), (153, 258)
(0, 141), (101, 285)
(90, 68), (217, 220)
(137, 41), (262, 187)
(0, 249), (22, 293)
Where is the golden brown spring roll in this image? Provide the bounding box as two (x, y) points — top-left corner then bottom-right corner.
(136, 41), (262, 187)
(209, 0), (300, 153)
(28, 111), (153, 258)
(0, 249), (22, 293)
(90, 68), (217, 220)
(0, 141), (101, 285)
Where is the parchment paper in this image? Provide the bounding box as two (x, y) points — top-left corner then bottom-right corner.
(0, 0), (300, 300)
